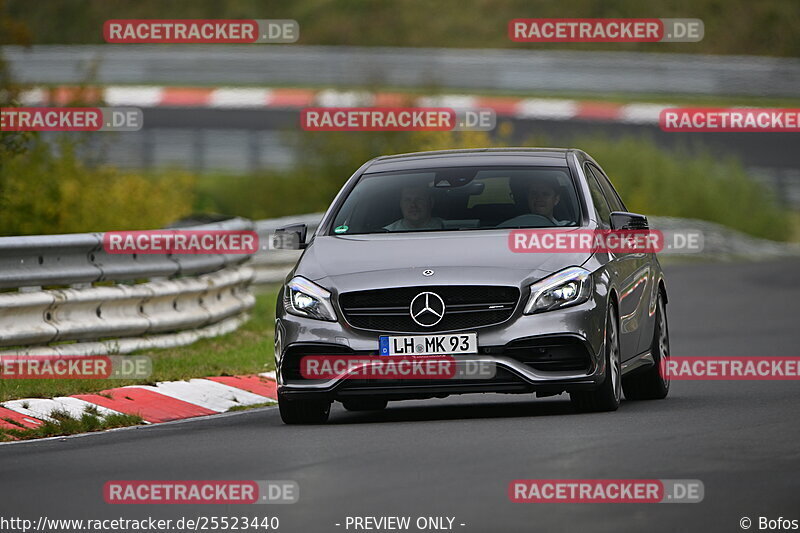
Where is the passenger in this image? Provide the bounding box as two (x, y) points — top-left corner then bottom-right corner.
(499, 176), (570, 227)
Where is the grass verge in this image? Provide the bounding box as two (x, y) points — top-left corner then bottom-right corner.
(227, 402), (276, 413)
(790, 212), (800, 243)
(0, 286), (280, 403)
(0, 408), (144, 442)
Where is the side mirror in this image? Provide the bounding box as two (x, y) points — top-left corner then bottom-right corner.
(273, 224), (307, 250)
(610, 211), (649, 231)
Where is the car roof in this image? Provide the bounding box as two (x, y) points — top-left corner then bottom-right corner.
(365, 148), (575, 173)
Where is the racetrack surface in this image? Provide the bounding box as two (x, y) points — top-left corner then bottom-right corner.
(2, 259), (799, 533)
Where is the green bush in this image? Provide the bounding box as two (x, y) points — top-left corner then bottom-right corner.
(0, 137), (196, 236)
(5, 0), (800, 57)
(573, 135), (790, 241)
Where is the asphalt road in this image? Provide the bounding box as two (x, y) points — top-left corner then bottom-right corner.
(2, 259), (800, 533)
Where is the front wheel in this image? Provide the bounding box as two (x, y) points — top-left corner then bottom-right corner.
(623, 292), (670, 400)
(278, 395), (331, 424)
(570, 305), (621, 412)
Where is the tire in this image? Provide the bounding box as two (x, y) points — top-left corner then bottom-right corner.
(342, 399), (388, 412)
(623, 292), (670, 400)
(278, 395), (331, 424)
(570, 305), (622, 412)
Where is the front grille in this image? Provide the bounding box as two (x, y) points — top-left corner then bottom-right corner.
(338, 285), (520, 333)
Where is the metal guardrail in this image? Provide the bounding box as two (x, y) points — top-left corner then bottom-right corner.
(0, 217), (256, 289)
(4, 45), (800, 97)
(0, 218), (258, 355)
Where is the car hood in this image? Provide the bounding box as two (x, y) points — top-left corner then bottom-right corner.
(294, 230), (592, 292)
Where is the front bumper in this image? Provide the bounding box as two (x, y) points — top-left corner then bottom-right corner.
(275, 296), (607, 402)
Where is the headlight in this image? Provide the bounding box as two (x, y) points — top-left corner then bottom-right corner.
(524, 266), (593, 314)
(283, 276), (337, 321)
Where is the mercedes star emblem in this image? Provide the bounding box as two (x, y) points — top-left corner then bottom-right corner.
(422, 269), (434, 277)
(409, 291), (445, 327)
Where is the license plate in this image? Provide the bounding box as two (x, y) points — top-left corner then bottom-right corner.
(379, 333), (478, 356)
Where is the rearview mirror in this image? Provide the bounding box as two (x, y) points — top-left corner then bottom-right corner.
(272, 224), (307, 250)
(610, 212), (649, 231)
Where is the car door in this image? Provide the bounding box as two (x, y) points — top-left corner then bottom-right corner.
(588, 164), (653, 359)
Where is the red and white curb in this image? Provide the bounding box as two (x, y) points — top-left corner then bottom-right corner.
(19, 86), (669, 125)
(0, 372), (277, 432)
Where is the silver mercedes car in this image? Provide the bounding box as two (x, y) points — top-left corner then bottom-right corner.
(273, 148), (670, 424)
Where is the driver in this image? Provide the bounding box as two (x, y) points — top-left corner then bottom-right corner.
(384, 185), (445, 231)
(499, 175), (570, 227)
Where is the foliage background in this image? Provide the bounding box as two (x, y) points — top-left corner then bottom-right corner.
(2, 0), (799, 56)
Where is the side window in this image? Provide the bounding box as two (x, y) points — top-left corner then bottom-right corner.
(589, 165), (626, 212)
(584, 166), (612, 227)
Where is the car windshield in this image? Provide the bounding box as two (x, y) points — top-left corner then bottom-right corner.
(329, 166), (581, 235)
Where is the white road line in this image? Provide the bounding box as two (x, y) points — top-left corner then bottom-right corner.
(515, 98), (578, 120)
(619, 103), (671, 124)
(210, 88), (272, 108)
(104, 86), (165, 107)
(416, 94), (478, 110)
